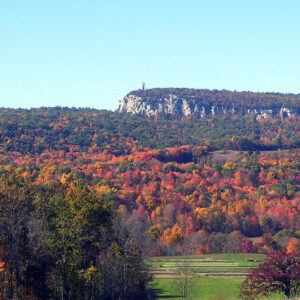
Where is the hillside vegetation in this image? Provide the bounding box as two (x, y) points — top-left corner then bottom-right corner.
(0, 107), (299, 256)
(0, 107), (299, 155)
(0, 104), (299, 298)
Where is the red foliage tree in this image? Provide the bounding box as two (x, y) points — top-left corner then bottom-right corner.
(241, 239), (253, 253)
(240, 250), (300, 299)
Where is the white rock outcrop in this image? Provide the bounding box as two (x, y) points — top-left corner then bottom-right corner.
(118, 93), (298, 119)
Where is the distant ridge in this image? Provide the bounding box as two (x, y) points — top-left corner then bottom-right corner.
(118, 88), (300, 119)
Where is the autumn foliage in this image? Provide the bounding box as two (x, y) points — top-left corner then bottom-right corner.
(0, 106), (299, 298)
(240, 250), (300, 298)
(0, 107), (299, 258)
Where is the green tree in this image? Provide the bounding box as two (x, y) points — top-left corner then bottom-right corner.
(0, 171), (49, 300)
(46, 182), (111, 299)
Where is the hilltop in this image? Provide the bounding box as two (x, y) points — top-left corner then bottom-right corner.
(118, 88), (300, 119)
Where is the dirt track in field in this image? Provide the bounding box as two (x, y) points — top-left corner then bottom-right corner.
(148, 258), (234, 262)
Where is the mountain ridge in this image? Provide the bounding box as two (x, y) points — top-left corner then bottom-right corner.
(118, 88), (300, 119)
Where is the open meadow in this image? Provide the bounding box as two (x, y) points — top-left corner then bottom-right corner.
(147, 253), (286, 300)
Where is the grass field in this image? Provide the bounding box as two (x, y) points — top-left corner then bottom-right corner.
(152, 277), (243, 300)
(146, 253), (285, 299)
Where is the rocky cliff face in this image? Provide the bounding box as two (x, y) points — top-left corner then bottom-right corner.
(118, 90), (299, 120)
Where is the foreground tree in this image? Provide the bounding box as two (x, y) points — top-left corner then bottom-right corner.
(0, 172), (154, 299)
(0, 171), (49, 299)
(172, 257), (196, 300)
(240, 250), (300, 299)
(98, 218), (153, 300)
(45, 181), (113, 299)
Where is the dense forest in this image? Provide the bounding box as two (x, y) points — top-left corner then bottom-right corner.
(0, 107), (299, 155)
(0, 106), (299, 298)
(0, 171), (152, 299)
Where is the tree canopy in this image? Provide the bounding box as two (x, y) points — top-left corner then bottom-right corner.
(0, 171), (152, 299)
(240, 250), (300, 299)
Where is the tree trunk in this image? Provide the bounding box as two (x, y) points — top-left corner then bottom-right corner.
(284, 287), (290, 298)
(60, 274), (69, 300)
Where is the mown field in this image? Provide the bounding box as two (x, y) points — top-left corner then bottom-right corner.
(147, 253), (285, 300)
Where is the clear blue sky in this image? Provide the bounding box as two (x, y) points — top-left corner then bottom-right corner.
(1, 1), (300, 110)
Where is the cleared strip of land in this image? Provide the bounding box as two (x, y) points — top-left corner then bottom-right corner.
(147, 253), (264, 279)
(149, 254), (288, 299)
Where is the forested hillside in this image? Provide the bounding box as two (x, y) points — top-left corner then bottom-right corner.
(0, 106), (299, 298)
(0, 107), (299, 154)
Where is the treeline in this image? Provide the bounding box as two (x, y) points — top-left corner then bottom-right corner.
(0, 107), (299, 155)
(0, 171), (152, 300)
(129, 88), (300, 109)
